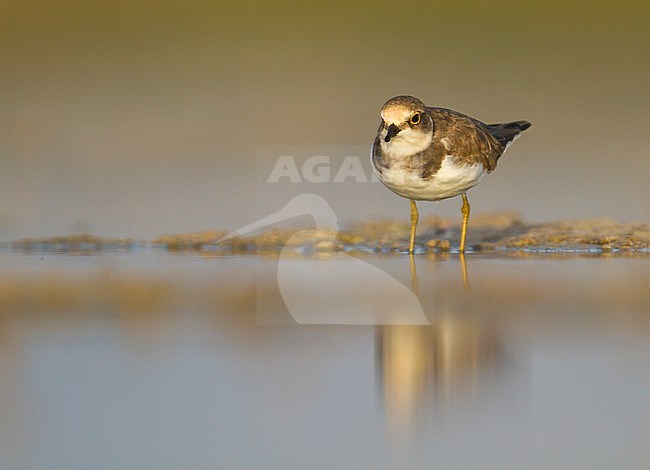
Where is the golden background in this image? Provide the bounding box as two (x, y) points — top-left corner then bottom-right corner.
(1, 1), (648, 239)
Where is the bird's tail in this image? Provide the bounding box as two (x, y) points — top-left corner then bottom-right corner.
(487, 120), (532, 149)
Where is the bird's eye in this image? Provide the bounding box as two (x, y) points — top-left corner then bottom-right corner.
(410, 113), (421, 125)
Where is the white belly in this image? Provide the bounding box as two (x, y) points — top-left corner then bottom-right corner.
(376, 155), (487, 201)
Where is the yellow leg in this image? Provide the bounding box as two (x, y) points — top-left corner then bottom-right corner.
(409, 200), (419, 254)
(459, 193), (470, 253)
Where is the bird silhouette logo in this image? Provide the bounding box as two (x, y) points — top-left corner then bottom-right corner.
(219, 194), (429, 325)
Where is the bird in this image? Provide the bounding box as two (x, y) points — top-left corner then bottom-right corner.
(371, 95), (531, 254)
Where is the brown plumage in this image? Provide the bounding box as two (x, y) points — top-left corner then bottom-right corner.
(373, 104), (531, 178)
(371, 95), (531, 253)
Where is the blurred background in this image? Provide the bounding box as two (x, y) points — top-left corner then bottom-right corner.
(1, 0), (648, 241)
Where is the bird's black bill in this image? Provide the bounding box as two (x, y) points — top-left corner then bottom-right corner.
(384, 124), (401, 142)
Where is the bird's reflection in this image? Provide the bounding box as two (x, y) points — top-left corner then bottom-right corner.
(377, 323), (434, 436)
(378, 254), (500, 438)
(460, 252), (469, 287)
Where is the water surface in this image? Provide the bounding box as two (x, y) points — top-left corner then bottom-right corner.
(0, 251), (648, 469)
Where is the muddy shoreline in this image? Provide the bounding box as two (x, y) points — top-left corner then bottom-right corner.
(5, 213), (650, 254)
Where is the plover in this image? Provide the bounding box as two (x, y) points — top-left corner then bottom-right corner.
(371, 95), (531, 253)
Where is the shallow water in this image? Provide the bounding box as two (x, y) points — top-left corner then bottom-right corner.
(0, 251), (648, 469)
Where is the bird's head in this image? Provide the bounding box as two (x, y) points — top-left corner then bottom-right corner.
(378, 96), (433, 150)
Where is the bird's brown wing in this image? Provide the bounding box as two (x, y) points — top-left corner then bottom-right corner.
(429, 107), (504, 172)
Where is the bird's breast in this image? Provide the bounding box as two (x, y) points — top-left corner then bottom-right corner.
(374, 155), (487, 201)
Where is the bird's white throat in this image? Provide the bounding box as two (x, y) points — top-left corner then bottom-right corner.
(380, 128), (433, 159)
